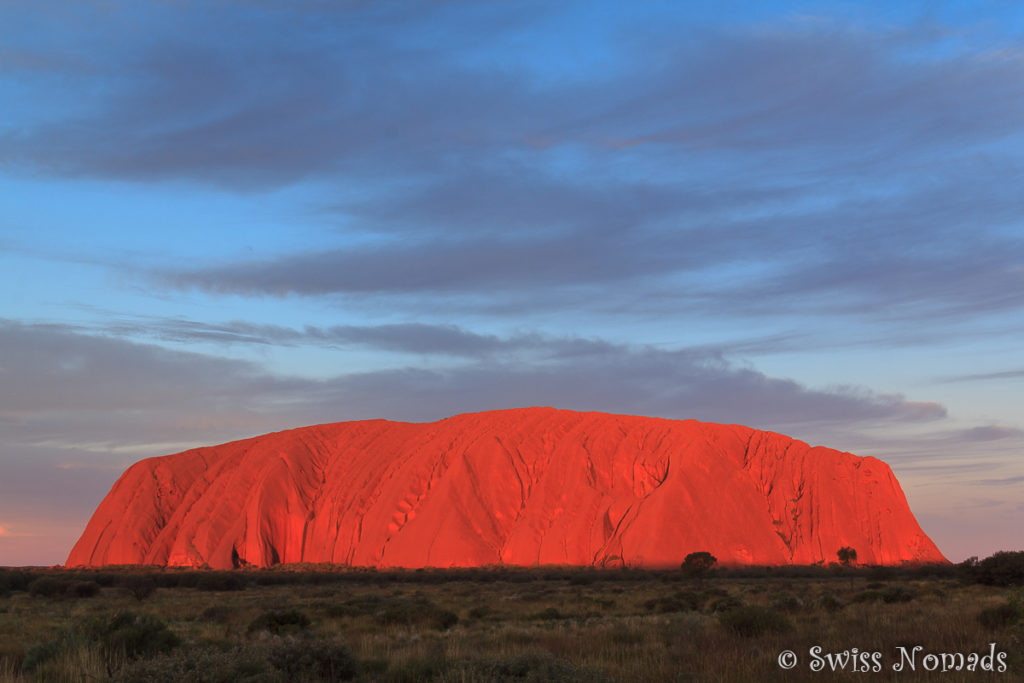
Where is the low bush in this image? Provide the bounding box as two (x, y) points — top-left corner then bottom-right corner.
(718, 605), (793, 637)
(373, 596), (459, 630)
(24, 611), (179, 676)
(851, 589), (885, 603)
(27, 577), (68, 598)
(266, 636), (360, 681)
(81, 611), (181, 666)
(68, 580), (102, 598)
(247, 609), (312, 636)
(112, 645), (278, 682)
(118, 574), (158, 601)
(708, 595), (744, 613)
(769, 591), (804, 613)
(22, 637), (70, 673)
(643, 590), (702, 614)
(853, 586), (916, 604)
(818, 591), (845, 612)
(335, 593), (385, 617)
(27, 576), (102, 599)
(977, 602), (1020, 629)
(880, 585), (916, 603)
(195, 572), (246, 592)
(0, 569), (30, 596)
(972, 551), (1024, 587)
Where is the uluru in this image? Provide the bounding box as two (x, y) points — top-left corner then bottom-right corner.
(67, 408), (946, 569)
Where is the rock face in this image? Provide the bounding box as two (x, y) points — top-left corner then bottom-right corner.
(67, 408), (946, 569)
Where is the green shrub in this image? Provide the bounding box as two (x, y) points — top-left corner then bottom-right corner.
(818, 591), (845, 612)
(248, 609), (312, 635)
(851, 589), (885, 603)
(254, 572), (296, 586)
(118, 574), (158, 602)
(643, 590), (702, 614)
(770, 591), (804, 613)
(27, 576), (101, 599)
(23, 610), (179, 675)
(977, 602), (1020, 629)
(568, 573), (596, 586)
(866, 566), (896, 581)
(27, 576), (68, 598)
(112, 645), (279, 683)
(0, 569), (30, 596)
(266, 636), (359, 681)
(336, 593), (385, 616)
(718, 605), (793, 637)
(22, 637), (70, 673)
(80, 611), (181, 664)
(973, 551), (1024, 587)
(89, 572), (118, 587)
(681, 551), (718, 581)
(373, 596), (458, 630)
(195, 572), (246, 591)
(880, 585), (916, 603)
(709, 595), (744, 612)
(68, 580), (102, 598)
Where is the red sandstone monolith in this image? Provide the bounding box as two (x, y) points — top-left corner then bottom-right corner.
(67, 408), (946, 568)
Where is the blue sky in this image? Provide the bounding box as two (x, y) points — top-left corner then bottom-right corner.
(1, 0), (1022, 565)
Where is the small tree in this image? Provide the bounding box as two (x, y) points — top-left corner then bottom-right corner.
(120, 574), (157, 602)
(682, 551), (717, 584)
(837, 546), (858, 589)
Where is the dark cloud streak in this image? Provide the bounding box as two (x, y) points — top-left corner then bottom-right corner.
(0, 318), (945, 449)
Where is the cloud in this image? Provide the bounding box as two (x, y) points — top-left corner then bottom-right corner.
(4, 9), (1023, 187)
(5, 6), (1024, 333)
(938, 368), (1024, 383)
(955, 426), (1024, 443)
(301, 354), (947, 431)
(973, 475), (1024, 487)
(0, 318), (945, 447)
(0, 2), (547, 189)
(72, 316), (618, 359)
(160, 176), (1024, 328)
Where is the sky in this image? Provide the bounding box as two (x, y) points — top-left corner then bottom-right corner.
(1, 0), (1022, 566)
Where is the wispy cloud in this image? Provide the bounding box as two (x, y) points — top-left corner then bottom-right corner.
(937, 368), (1024, 383)
(955, 425), (1024, 442)
(973, 475), (1024, 487)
